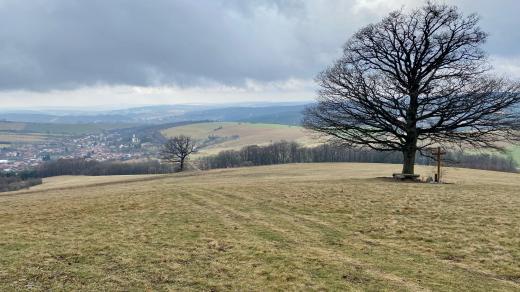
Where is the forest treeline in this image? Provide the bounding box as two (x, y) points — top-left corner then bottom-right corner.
(11, 141), (518, 185)
(0, 172), (42, 192)
(198, 141), (518, 173)
(20, 159), (176, 179)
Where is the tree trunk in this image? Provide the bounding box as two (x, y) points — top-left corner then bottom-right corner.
(179, 158), (185, 171)
(403, 100), (418, 175)
(402, 147), (417, 174)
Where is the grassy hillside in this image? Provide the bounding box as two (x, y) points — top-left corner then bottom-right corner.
(161, 122), (318, 155)
(179, 105), (306, 125)
(24, 123), (135, 135)
(0, 122), (51, 142)
(0, 121), (136, 144)
(1, 163), (519, 291)
(0, 133), (51, 143)
(0, 121), (134, 135)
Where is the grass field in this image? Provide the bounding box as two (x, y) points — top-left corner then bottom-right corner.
(0, 133), (50, 143)
(0, 122), (26, 131)
(0, 121), (135, 135)
(1, 163), (519, 291)
(24, 123), (135, 135)
(161, 122), (318, 156)
(0, 121), (136, 144)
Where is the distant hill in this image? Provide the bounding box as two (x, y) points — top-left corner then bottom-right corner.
(0, 113), (133, 124)
(0, 121), (138, 144)
(179, 105), (306, 125)
(161, 121), (317, 156)
(0, 121), (135, 135)
(0, 103), (309, 125)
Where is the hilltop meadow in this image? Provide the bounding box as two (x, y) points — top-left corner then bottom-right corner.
(161, 122), (318, 156)
(1, 163), (519, 291)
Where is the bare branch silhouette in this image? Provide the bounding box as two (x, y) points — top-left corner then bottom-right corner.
(304, 1), (520, 175)
(161, 135), (197, 171)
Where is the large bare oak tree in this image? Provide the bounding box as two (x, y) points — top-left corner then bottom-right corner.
(161, 135), (197, 171)
(304, 2), (520, 175)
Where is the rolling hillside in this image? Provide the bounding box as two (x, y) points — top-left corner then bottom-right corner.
(161, 122), (319, 155)
(0, 121), (135, 135)
(0, 121), (136, 144)
(1, 163), (519, 290)
(0, 103), (307, 125)
(178, 105), (306, 125)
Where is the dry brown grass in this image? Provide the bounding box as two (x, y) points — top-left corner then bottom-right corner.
(0, 122), (48, 143)
(0, 133), (48, 143)
(0, 122), (26, 131)
(0, 163), (519, 291)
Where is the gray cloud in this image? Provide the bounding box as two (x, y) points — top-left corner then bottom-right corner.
(0, 0), (518, 91)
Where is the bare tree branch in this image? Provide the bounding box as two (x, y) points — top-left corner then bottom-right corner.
(304, 1), (520, 175)
(161, 135), (197, 171)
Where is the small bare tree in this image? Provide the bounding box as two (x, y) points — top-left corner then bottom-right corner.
(304, 2), (520, 175)
(161, 135), (196, 171)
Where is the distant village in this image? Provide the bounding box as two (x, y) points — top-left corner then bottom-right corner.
(0, 131), (160, 172)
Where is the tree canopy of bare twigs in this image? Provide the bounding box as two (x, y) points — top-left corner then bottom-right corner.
(303, 1), (520, 175)
(161, 135), (197, 171)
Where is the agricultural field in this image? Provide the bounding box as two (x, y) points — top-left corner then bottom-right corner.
(0, 122), (26, 131)
(0, 121), (137, 145)
(0, 133), (50, 143)
(0, 123), (51, 143)
(0, 121), (135, 136)
(161, 122), (319, 156)
(24, 123), (136, 135)
(1, 163), (519, 291)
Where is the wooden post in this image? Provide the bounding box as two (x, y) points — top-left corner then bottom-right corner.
(437, 146), (441, 182)
(431, 147), (446, 183)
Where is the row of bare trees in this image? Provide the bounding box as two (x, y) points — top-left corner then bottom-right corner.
(21, 159), (177, 178)
(196, 141), (517, 172)
(0, 172), (42, 193)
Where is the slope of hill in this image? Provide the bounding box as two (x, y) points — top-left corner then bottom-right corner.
(0, 112), (133, 124)
(181, 105), (306, 125)
(0, 104), (308, 125)
(161, 122), (318, 155)
(0, 121), (137, 145)
(1, 163), (519, 291)
(0, 121), (135, 135)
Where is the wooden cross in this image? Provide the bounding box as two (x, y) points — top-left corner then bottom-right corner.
(431, 147), (446, 183)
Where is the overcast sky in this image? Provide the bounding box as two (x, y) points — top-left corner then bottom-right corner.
(0, 0), (519, 108)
